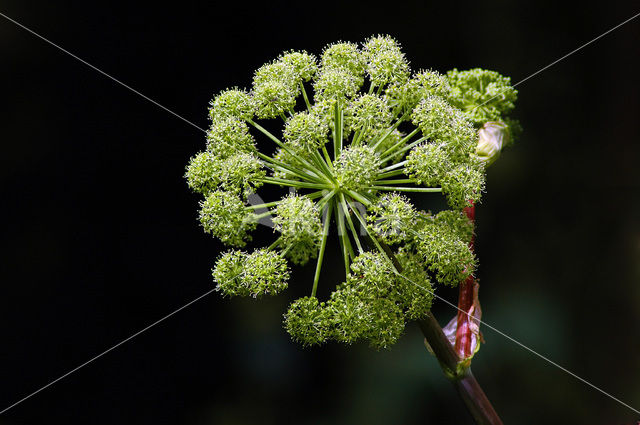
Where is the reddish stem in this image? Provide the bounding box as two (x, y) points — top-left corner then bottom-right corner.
(454, 203), (479, 359)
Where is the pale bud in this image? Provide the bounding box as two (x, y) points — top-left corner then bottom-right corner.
(475, 121), (510, 166)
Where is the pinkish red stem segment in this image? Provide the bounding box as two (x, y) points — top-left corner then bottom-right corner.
(454, 202), (482, 360)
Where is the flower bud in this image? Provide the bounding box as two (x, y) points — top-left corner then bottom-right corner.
(313, 67), (360, 101)
(475, 121), (510, 166)
(405, 143), (451, 187)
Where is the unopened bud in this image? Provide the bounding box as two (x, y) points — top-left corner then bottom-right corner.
(475, 121), (510, 166)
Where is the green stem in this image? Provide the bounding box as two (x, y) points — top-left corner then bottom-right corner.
(345, 189), (372, 206)
(373, 178), (415, 185)
(347, 201), (393, 267)
(311, 203), (333, 297)
(300, 82), (312, 111)
(280, 243), (293, 257)
(267, 238), (282, 251)
(258, 177), (328, 190)
(371, 109), (413, 151)
(322, 146), (334, 170)
(333, 101), (343, 159)
(380, 130), (422, 160)
(316, 189), (336, 209)
(252, 210), (273, 220)
(376, 169), (405, 180)
(305, 190), (325, 200)
(340, 193), (364, 254)
(248, 119), (326, 179)
(256, 152), (325, 184)
(380, 160), (408, 173)
(367, 185), (442, 193)
(311, 151), (337, 183)
(351, 126), (365, 147)
(335, 199), (352, 276)
(382, 136), (428, 163)
(247, 200), (281, 210)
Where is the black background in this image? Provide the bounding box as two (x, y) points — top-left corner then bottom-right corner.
(1, 1), (639, 424)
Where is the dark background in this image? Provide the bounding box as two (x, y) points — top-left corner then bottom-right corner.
(1, 1), (639, 424)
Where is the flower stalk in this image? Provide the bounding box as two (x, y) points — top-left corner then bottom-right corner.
(419, 313), (503, 425)
(453, 202), (483, 360)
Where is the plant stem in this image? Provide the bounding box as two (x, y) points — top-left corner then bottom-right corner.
(367, 185), (441, 193)
(335, 199), (352, 276)
(248, 119), (327, 179)
(418, 315), (503, 425)
(321, 146), (334, 170)
(257, 177), (328, 190)
(340, 193), (364, 254)
(247, 200), (281, 209)
(333, 101), (343, 159)
(311, 151), (336, 183)
(380, 160), (407, 173)
(381, 136), (427, 162)
(345, 189), (372, 206)
(368, 234), (503, 425)
(379, 128), (420, 158)
(373, 113), (419, 151)
(305, 190), (325, 200)
(455, 202), (481, 360)
(256, 151), (325, 184)
(300, 82), (312, 111)
(311, 204), (333, 297)
(373, 178), (415, 185)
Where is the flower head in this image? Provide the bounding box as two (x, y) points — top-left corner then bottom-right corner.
(320, 42), (365, 85)
(334, 145), (380, 192)
(187, 35), (518, 349)
(206, 117), (255, 158)
(446, 68), (518, 127)
(209, 88), (254, 122)
(363, 35), (410, 88)
(284, 297), (331, 346)
(213, 249), (289, 297)
(198, 190), (256, 247)
(283, 110), (329, 152)
(273, 194), (322, 265)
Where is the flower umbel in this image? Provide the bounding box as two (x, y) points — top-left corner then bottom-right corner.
(187, 35), (518, 349)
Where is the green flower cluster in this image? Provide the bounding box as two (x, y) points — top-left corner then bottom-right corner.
(213, 249), (289, 297)
(285, 250), (433, 349)
(186, 35), (518, 349)
(273, 194), (322, 265)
